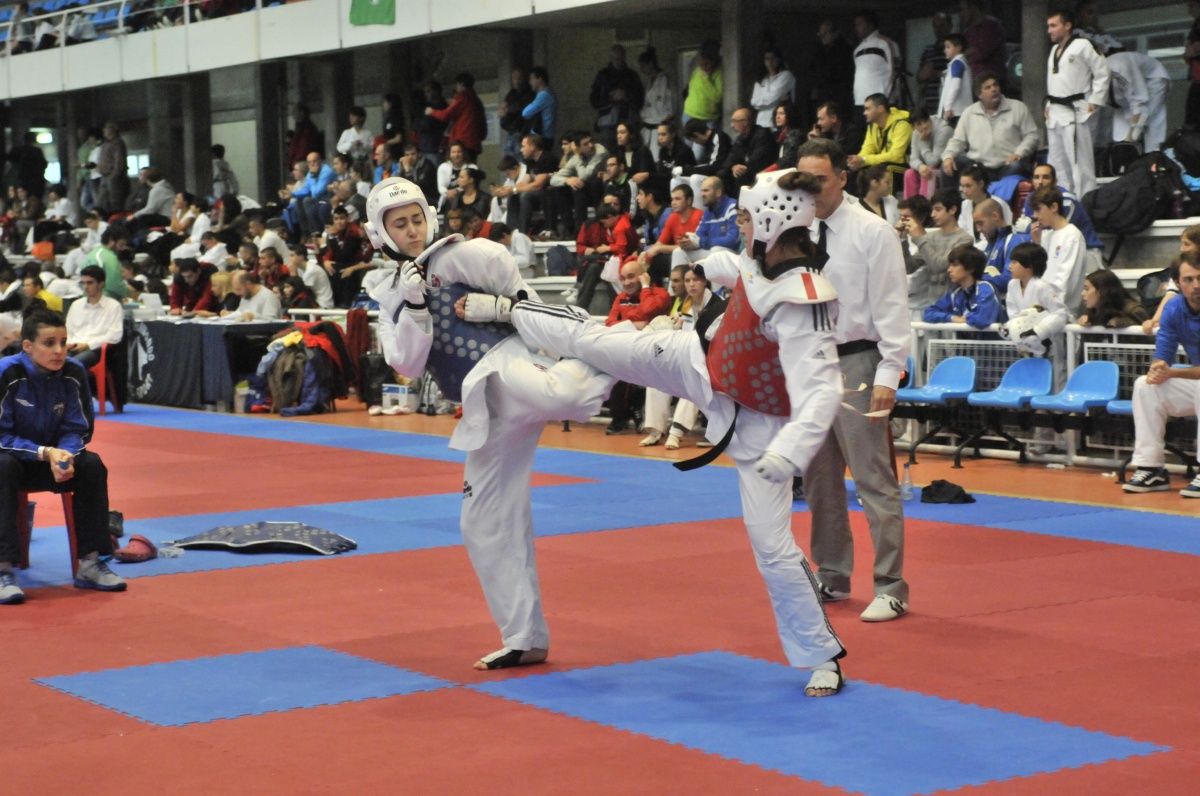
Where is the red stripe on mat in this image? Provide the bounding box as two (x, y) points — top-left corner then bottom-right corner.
(29, 424), (584, 524)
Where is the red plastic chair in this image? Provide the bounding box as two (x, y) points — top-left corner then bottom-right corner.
(15, 490), (79, 576)
(89, 344), (122, 416)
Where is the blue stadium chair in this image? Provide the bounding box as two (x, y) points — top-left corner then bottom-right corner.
(894, 356), (976, 464)
(1107, 399), (1198, 483)
(954, 357), (1053, 467)
(1028, 360), (1118, 439)
(0, 8), (13, 23)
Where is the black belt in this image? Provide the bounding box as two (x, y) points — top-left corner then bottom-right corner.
(674, 406), (739, 472)
(836, 339), (878, 356)
(1047, 93), (1085, 106)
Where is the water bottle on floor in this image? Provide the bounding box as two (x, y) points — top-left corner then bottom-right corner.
(900, 463), (914, 501)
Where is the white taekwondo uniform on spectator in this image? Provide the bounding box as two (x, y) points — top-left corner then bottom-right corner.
(373, 235), (612, 654)
(804, 196), (911, 604)
(1041, 223), (1087, 316)
(853, 31), (895, 106)
(1045, 35), (1110, 198)
(641, 71), (677, 157)
(512, 249), (846, 669)
(1107, 51), (1170, 154)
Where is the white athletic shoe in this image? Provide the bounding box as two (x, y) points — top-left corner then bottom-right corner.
(639, 431), (662, 447)
(860, 594), (907, 622)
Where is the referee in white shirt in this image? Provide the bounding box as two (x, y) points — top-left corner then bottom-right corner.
(796, 139), (912, 622)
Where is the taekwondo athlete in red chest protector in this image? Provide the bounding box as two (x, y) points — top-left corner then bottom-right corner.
(365, 177), (613, 671)
(466, 169), (848, 695)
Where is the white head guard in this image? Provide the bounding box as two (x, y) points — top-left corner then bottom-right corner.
(364, 177), (438, 256)
(737, 168), (817, 253)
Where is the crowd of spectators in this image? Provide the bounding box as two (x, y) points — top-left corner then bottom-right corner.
(1, 1), (1198, 498)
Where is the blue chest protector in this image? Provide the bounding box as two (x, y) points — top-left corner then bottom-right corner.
(424, 283), (514, 402)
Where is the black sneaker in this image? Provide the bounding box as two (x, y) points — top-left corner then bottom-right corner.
(605, 419), (628, 435)
(1123, 467), (1170, 493)
(1181, 474), (1200, 499)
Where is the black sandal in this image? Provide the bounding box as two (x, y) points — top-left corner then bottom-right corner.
(474, 647), (549, 671)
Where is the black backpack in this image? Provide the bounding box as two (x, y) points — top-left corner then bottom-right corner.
(1168, 128), (1200, 175)
(1083, 152), (1185, 265)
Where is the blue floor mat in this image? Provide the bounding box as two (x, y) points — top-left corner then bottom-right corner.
(474, 651), (1168, 796)
(37, 645), (449, 726)
(95, 406), (1200, 558)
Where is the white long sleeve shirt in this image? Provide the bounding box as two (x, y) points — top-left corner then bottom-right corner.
(750, 70), (796, 128)
(1046, 36), (1110, 127)
(65, 295), (123, 350)
(336, 126), (374, 157)
(1040, 223), (1087, 315)
(811, 198), (911, 389)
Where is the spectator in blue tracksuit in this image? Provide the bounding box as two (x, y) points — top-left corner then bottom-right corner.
(671, 175), (740, 267)
(288, 151), (337, 236)
(973, 196), (1030, 303)
(923, 244), (1002, 328)
(0, 307), (126, 605)
(522, 66), (558, 143)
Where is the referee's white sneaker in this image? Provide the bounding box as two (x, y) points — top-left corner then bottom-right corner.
(860, 594), (907, 622)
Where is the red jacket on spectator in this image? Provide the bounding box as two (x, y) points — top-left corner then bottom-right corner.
(428, 86), (487, 154)
(169, 263), (217, 313)
(657, 207), (703, 245)
(576, 215), (637, 258)
(606, 284), (670, 326)
(322, 223), (372, 268)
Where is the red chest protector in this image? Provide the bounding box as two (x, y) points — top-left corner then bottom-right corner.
(706, 278), (790, 417)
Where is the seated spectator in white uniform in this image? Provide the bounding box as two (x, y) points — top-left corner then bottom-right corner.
(222, 270), (281, 321)
(1123, 253), (1200, 497)
(1030, 186), (1086, 316)
(64, 265), (123, 369)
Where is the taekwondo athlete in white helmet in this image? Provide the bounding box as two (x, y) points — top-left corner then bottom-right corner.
(477, 169), (849, 696)
(365, 177), (614, 671)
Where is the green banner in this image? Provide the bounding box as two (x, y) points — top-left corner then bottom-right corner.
(349, 0), (395, 26)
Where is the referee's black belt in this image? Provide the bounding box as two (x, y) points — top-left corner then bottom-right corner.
(836, 339), (878, 356)
(1046, 93), (1085, 106)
